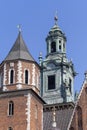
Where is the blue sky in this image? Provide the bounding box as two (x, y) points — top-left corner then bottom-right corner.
(0, 0), (87, 92)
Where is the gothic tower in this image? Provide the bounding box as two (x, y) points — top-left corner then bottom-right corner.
(0, 31), (44, 130)
(40, 17), (76, 104)
(0, 31), (40, 94)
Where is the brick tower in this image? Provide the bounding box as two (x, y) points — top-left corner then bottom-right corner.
(0, 31), (44, 130)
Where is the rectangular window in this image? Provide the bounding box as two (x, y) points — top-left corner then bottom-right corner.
(10, 70), (14, 84)
(48, 75), (55, 90)
(51, 42), (56, 53)
(25, 70), (28, 84)
(59, 44), (61, 51)
(8, 101), (14, 116)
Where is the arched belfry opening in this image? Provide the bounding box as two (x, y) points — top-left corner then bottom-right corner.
(51, 41), (56, 53)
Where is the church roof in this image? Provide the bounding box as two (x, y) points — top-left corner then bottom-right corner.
(5, 32), (35, 62)
(43, 102), (74, 130)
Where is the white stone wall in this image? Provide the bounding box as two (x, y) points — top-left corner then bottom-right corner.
(16, 61), (22, 89)
(3, 63), (8, 91)
(25, 93), (31, 130)
(32, 64), (35, 86)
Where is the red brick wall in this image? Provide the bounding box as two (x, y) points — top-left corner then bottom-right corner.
(0, 95), (27, 130)
(30, 95), (43, 130)
(0, 91), (43, 130)
(70, 83), (87, 130)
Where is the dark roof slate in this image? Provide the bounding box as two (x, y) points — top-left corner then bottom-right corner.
(43, 103), (74, 130)
(5, 32), (35, 62)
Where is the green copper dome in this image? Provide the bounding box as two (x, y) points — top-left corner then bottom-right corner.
(46, 24), (66, 41)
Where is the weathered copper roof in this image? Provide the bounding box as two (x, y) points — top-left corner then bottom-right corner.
(5, 32), (35, 61)
(46, 24), (66, 42)
(43, 102), (74, 130)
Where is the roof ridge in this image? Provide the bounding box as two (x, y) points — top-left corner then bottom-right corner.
(19, 32), (21, 59)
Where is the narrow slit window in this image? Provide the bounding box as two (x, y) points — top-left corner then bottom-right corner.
(63, 43), (65, 51)
(25, 70), (28, 84)
(8, 127), (13, 130)
(10, 70), (14, 84)
(59, 44), (61, 51)
(8, 101), (14, 116)
(59, 40), (61, 43)
(77, 106), (83, 129)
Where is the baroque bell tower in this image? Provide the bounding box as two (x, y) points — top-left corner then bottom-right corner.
(40, 16), (76, 104)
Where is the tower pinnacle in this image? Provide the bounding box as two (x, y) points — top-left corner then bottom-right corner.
(54, 11), (58, 25)
(17, 24), (22, 32)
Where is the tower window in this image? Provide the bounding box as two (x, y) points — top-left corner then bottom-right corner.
(8, 127), (13, 130)
(25, 70), (28, 84)
(59, 44), (61, 51)
(77, 106), (83, 129)
(10, 70), (14, 84)
(63, 43), (65, 51)
(59, 40), (61, 43)
(70, 127), (74, 130)
(48, 75), (55, 90)
(8, 101), (14, 116)
(51, 42), (56, 53)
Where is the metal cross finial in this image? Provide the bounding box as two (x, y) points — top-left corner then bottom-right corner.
(17, 24), (22, 32)
(54, 11), (58, 25)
